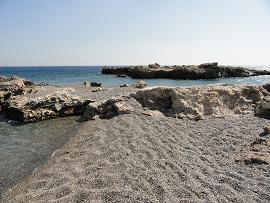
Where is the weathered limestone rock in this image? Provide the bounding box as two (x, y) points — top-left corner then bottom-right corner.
(80, 97), (132, 121)
(132, 80), (148, 88)
(102, 63), (270, 79)
(2, 90), (92, 122)
(236, 137), (270, 165)
(132, 85), (266, 120)
(255, 96), (270, 117)
(0, 76), (37, 105)
(0, 76), (34, 92)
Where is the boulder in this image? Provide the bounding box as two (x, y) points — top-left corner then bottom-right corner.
(132, 84), (266, 120)
(2, 90), (92, 123)
(80, 97), (132, 121)
(263, 83), (270, 92)
(132, 80), (148, 88)
(0, 76), (37, 107)
(0, 76), (34, 92)
(236, 137), (270, 165)
(255, 96), (270, 117)
(260, 125), (270, 137)
(90, 82), (102, 87)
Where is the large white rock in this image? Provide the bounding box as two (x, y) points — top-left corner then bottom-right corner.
(133, 84), (266, 120)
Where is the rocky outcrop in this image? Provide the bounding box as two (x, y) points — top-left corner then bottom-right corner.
(131, 85), (267, 120)
(132, 80), (148, 88)
(2, 90), (92, 123)
(0, 76), (35, 92)
(236, 136), (270, 165)
(81, 84), (268, 122)
(102, 62), (270, 79)
(80, 97), (132, 121)
(0, 76), (36, 105)
(255, 96), (270, 117)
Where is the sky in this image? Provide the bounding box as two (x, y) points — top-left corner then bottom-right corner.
(0, 0), (270, 66)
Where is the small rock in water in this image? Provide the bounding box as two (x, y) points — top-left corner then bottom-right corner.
(90, 82), (102, 87)
(83, 81), (90, 86)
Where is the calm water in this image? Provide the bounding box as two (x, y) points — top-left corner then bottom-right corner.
(0, 117), (79, 198)
(0, 66), (270, 87)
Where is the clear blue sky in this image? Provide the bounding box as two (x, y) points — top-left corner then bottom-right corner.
(0, 0), (270, 66)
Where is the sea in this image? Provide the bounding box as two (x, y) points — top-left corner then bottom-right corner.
(0, 66), (270, 87)
(0, 65), (270, 197)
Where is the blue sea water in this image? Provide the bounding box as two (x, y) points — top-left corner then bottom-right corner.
(0, 66), (270, 87)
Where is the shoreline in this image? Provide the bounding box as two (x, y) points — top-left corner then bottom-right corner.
(0, 77), (270, 202)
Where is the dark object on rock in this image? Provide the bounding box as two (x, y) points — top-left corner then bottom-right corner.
(116, 74), (127, 78)
(83, 81), (89, 86)
(102, 63), (270, 80)
(90, 82), (102, 87)
(120, 84), (129, 88)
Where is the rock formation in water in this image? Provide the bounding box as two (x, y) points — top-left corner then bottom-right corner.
(102, 62), (270, 79)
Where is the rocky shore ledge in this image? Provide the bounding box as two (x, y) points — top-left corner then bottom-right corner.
(102, 62), (270, 79)
(1, 76), (270, 123)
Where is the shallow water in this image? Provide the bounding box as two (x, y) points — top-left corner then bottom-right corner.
(0, 66), (270, 87)
(0, 117), (79, 197)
